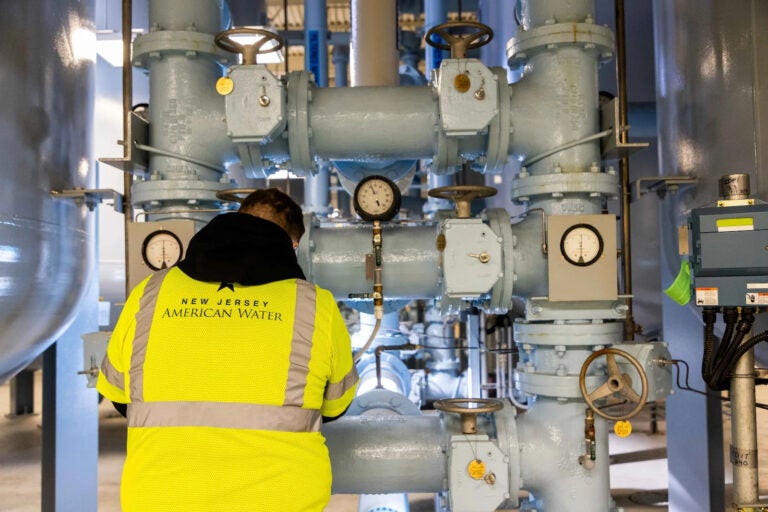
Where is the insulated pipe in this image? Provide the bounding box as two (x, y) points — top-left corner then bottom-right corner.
(350, 0), (398, 87)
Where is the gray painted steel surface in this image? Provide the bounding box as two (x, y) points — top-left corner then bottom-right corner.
(653, 0), (768, 509)
(0, 0), (96, 382)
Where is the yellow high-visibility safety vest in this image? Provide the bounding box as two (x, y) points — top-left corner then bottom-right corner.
(97, 267), (359, 512)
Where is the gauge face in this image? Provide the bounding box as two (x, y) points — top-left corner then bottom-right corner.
(353, 175), (402, 222)
(141, 230), (183, 271)
(560, 223), (604, 267)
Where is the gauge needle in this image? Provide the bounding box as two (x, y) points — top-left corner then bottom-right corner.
(376, 199), (381, 207)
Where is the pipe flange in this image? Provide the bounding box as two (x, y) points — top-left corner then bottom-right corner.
(514, 370), (603, 399)
(133, 31), (235, 69)
(296, 212), (316, 281)
(346, 388), (420, 417)
(482, 68), (511, 174)
(132, 179), (232, 207)
(285, 70), (317, 176)
(506, 22), (615, 67)
(485, 208), (515, 313)
(514, 321), (623, 347)
(510, 171), (619, 202)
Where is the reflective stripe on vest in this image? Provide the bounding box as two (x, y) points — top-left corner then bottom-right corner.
(129, 268), (168, 403)
(127, 401), (322, 432)
(324, 365), (359, 400)
(100, 356), (125, 391)
(127, 272), (322, 432)
(283, 280), (317, 407)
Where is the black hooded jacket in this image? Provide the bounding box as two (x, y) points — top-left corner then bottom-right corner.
(177, 212), (305, 285)
(111, 213), (306, 419)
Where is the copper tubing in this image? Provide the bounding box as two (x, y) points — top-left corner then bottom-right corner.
(122, 0), (133, 298)
(615, 0), (635, 340)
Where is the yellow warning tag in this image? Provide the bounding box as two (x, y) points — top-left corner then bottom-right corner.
(454, 73), (471, 93)
(467, 459), (486, 480)
(216, 76), (234, 96)
(614, 420), (632, 438)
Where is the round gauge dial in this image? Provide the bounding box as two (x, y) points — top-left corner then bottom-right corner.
(141, 230), (183, 271)
(560, 223), (604, 267)
(353, 175), (402, 222)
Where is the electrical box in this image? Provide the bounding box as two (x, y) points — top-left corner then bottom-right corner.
(547, 214), (617, 302)
(690, 203), (768, 306)
(127, 220), (196, 290)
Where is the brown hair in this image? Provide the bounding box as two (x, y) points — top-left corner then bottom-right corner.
(238, 188), (305, 242)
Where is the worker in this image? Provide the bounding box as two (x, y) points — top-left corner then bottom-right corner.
(97, 188), (359, 512)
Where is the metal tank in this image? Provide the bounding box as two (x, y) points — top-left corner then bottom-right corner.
(654, 0), (768, 509)
(0, 0), (95, 382)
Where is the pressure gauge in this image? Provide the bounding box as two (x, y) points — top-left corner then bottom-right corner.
(560, 223), (604, 267)
(141, 230), (183, 270)
(352, 175), (402, 222)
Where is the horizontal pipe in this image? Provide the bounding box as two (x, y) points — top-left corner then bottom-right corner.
(322, 414), (446, 493)
(309, 86), (438, 160)
(303, 222), (441, 300)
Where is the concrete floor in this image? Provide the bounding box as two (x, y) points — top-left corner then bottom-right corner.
(0, 372), (764, 511)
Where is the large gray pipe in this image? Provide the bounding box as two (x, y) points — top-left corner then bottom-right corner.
(350, 0), (399, 87)
(323, 415), (446, 493)
(0, 0), (95, 382)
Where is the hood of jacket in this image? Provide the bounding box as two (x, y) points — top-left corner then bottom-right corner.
(177, 212), (306, 286)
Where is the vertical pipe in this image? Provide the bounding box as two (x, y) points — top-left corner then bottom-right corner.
(304, 0), (331, 215)
(424, 0), (447, 76)
(424, 0), (453, 213)
(331, 44), (350, 214)
(350, 0), (398, 87)
(730, 346), (759, 506)
(122, 0), (133, 297)
(615, 0), (635, 341)
(466, 312), (482, 398)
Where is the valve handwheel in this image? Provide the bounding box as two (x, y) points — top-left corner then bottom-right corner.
(214, 28), (285, 65)
(428, 185), (497, 218)
(434, 398), (504, 434)
(579, 348), (649, 421)
(424, 21), (494, 59)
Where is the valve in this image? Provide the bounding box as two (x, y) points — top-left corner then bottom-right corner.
(434, 397), (504, 434)
(214, 27), (285, 65)
(428, 185), (497, 218)
(424, 21), (494, 59)
(578, 348), (649, 421)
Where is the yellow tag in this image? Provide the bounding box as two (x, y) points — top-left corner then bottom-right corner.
(614, 420), (632, 438)
(454, 73), (471, 93)
(216, 76), (234, 96)
(467, 459), (486, 480)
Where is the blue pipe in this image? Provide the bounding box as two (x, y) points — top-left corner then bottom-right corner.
(304, 0), (330, 214)
(479, 0), (518, 83)
(424, 0), (447, 75)
(424, 0), (453, 214)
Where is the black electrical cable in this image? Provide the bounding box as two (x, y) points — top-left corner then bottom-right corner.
(667, 358), (768, 411)
(701, 306), (719, 383)
(709, 308), (756, 390)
